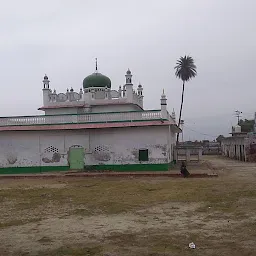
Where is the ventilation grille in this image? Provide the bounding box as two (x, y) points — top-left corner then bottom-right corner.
(44, 146), (59, 153)
(94, 145), (110, 153)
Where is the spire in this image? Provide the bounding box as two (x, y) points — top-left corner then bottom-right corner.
(161, 88), (166, 98)
(95, 58), (98, 72)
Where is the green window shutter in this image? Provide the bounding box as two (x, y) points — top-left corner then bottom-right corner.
(139, 149), (149, 161)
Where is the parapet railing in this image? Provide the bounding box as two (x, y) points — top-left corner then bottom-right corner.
(0, 110), (166, 126)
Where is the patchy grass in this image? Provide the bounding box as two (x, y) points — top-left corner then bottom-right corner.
(0, 158), (256, 256)
(104, 229), (256, 256)
(1, 178), (255, 216)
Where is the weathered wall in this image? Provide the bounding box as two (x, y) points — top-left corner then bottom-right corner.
(221, 134), (256, 162)
(221, 136), (246, 161)
(0, 132), (41, 168)
(244, 133), (256, 162)
(0, 131), (88, 168)
(174, 146), (203, 162)
(86, 126), (171, 165)
(0, 125), (175, 170)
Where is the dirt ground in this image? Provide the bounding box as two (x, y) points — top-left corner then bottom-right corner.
(0, 156), (255, 256)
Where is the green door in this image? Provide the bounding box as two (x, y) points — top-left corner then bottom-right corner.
(69, 147), (84, 170)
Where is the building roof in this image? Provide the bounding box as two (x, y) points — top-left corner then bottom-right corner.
(0, 120), (176, 132)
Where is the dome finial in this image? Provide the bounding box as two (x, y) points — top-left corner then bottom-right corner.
(95, 58), (98, 72)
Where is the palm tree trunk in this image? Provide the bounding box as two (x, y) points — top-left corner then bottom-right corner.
(176, 81), (185, 144)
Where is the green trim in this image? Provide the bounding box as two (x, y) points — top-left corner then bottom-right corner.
(85, 163), (169, 172)
(0, 109), (162, 119)
(1, 119), (168, 128)
(0, 166), (69, 175)
(168, 161), (175, 169)
(0, 162), (176, 174)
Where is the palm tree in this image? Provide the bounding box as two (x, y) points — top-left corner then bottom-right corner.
(175, 55), (197, 144)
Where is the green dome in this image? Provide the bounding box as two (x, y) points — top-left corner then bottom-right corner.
(83, 72), (111, 89)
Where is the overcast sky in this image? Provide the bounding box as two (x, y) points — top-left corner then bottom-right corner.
(0, 0), (255, 140)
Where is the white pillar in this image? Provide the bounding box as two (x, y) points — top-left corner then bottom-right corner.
(137, 84), (144, 108)
(42, 88), (50, 106)
(126, 84), (133, 102)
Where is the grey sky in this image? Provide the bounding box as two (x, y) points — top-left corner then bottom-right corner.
(0, 0), (255, 140)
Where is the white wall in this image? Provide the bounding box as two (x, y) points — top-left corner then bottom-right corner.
(91, 104), (141, 113)
(86, 126), (171, 165)
(0, 132), (40, 168)
(43, 104), (142, 116)
(0, 131), (88, 168)
(0, 125), (175, 169)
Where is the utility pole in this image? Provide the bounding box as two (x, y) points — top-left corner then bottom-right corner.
(180, 120), (184, 142)
(235, 110), (242, 125)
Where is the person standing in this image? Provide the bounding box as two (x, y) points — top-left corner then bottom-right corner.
(180, 161), (190, 178)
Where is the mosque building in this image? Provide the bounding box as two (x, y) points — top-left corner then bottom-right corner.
(0, 62), (180, 173)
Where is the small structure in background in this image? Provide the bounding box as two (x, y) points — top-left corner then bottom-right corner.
(221, 125), (247, 161)
(202, 140), (221, 155)
(174, 141), (202, 163)
(174, 138), (222, 162)
(221, 115), (256, 162)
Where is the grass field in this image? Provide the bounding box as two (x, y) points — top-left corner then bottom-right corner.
(0, 156), (255, 256)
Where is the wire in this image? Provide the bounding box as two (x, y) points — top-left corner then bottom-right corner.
(183, 125), (218, 138)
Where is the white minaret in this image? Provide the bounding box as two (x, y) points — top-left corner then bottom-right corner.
(125, 69), (133, 102)
(118, 86), (122, 98)
(42, 74), (50, 106)
(79, 88), (83, 100)
(160, 89), (168, 119)
(137, 83), (144, 108)
(52, 89), (57, 102)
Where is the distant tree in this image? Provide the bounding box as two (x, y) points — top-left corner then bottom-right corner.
(216, 135), (225, 143)
(175, 55), (197, 144)
(239, 119), (254, 133)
